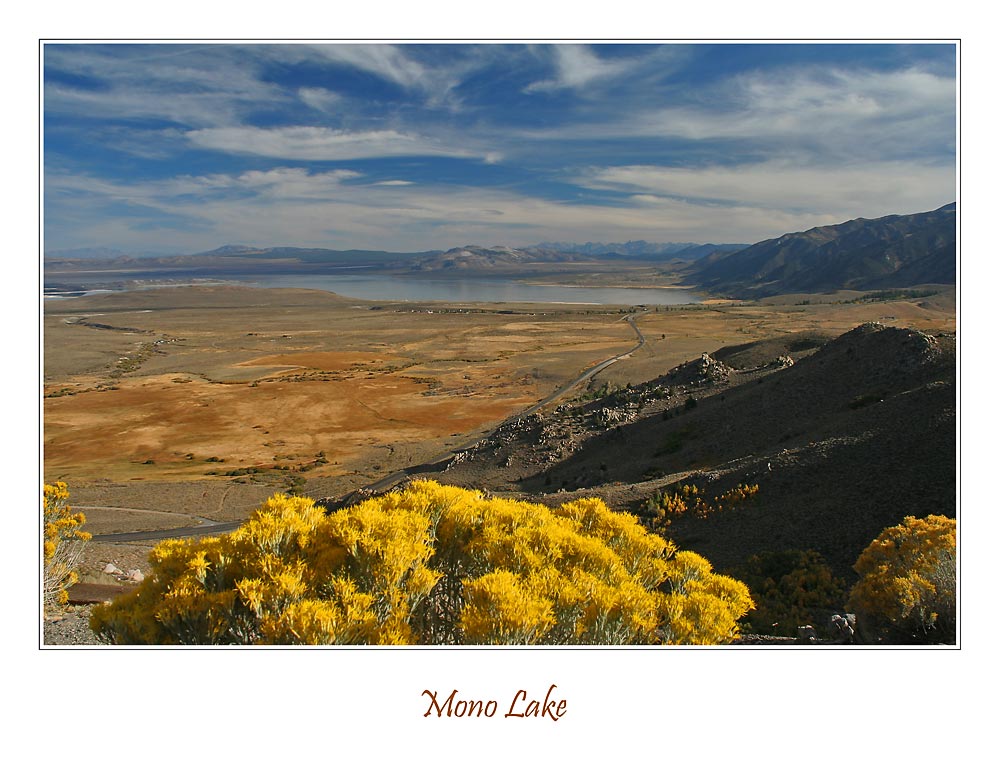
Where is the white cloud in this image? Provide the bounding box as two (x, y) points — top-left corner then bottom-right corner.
(183, 168), (364, 200)
(525, 44), (633, 93)
(639, 67), (955, 155)
(304, 44), (431, 91)
(287, 44), (482, 110)
(298, 87), (341, 113)
(579, 160), (955, 221)
(185, 126), (486, 161)
(46, 163), (877, 253)
(515, 65), (955, 165)
(44, 45), (288, 128)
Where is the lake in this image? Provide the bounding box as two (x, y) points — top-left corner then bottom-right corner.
(44, 269), (702, 306)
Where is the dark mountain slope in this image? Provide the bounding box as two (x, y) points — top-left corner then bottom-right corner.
(534, 240), (749, 260)
(691, 204), (956, 297)
(425, 323), (956, 580)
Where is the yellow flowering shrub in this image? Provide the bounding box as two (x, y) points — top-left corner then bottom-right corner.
(91, 481), (753, 645)
(659, 551), (755, 644)
(43, 482), (91, 607)
(646, 482), (759, 530)
(847, 514), (956, 643)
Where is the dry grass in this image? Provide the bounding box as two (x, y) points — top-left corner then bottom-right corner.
(44, 286), (639, 484)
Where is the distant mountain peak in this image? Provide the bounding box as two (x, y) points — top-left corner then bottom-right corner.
(197, 244), (262, 256)
(690, 205), (956, 298)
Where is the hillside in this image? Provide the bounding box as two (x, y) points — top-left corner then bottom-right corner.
(534, 240), (749, 260)
(689, 204), (956, 297)
(418, 322), (956, 581)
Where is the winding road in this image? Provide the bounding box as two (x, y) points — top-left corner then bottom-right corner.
(90, 313), (646, 543)
(364, 312), (645, 492)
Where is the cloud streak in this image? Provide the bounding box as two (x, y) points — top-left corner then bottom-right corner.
(47, 164), (890, 253)
(513, 65), (955, 164)
(525, 45), (635, 92)
(44, 45), (289, 128)
(185, 126), (489, 162)
(579, 160), (955, 221)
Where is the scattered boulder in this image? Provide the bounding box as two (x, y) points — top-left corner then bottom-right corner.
(670, 353), (734, 386)
(829, 613), (857, 644)
(796, 625), (818, 644)
(697, 353), (734, 382)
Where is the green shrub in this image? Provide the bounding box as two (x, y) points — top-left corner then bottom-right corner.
(737, 549), (847, 636)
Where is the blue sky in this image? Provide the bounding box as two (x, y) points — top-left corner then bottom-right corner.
(43, 42), (957, 253)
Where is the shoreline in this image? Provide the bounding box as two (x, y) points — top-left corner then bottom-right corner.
(43, 271), (707, 307)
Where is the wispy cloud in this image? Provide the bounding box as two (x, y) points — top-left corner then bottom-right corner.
(303, 44), (433, 92)
(298, 87), (341, 114)
(512, 65), (955, 167)
(578, 160), (955, 220)
(45, 165), (861, 252)
(525, 45), (634, 92)
(185, 125), (490, 162)
(278, 43), (488, 110)
(44, 45), (288, 128)
(651, 67), (955, 158)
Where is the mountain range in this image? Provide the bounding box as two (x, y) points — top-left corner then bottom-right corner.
(687, 203), (956, 297)
(533, 240), (749, 260)
(45, 203), (957, 298)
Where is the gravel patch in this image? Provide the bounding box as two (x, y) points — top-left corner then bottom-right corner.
(43, 605), (105, 646)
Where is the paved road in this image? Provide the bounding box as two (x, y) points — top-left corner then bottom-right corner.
(91, 313), (647, 541)
(91, 519), (245, 543)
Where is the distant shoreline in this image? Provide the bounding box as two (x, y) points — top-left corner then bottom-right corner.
(43, 269), (705, 307)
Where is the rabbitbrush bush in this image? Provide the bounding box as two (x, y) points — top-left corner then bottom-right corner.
(847, 514), (956, 643)
(43, 482), (91, 608)
(91, 480), (753, 645)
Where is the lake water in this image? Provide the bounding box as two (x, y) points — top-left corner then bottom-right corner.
(44, 269), (702, 306)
